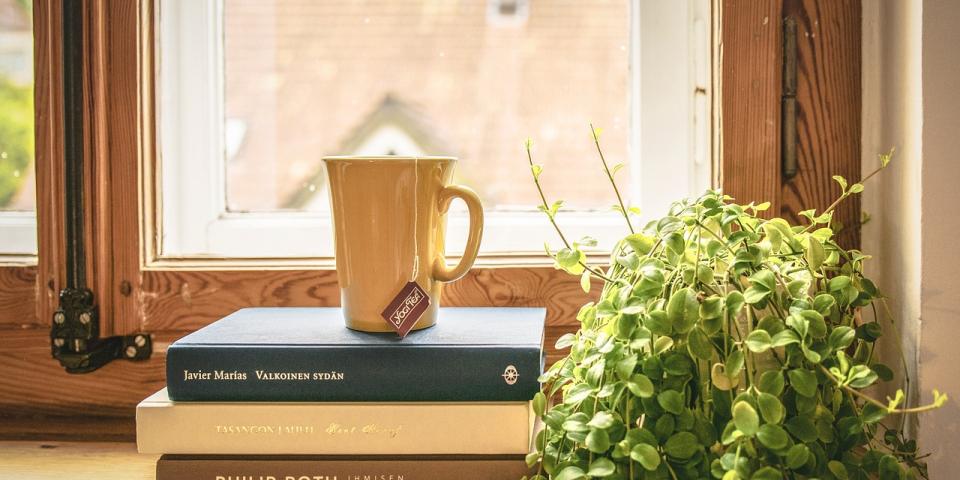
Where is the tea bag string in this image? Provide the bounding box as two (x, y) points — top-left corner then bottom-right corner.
(410, 157), (420, 282)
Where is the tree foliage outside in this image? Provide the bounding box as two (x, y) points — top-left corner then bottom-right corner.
(0, 74), (34, 209)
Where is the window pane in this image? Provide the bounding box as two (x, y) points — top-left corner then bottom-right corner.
(223, 0), (630, 213)
(0, 0), (34, 212)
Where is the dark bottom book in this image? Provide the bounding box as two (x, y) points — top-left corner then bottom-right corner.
(156, 454), (532, 480)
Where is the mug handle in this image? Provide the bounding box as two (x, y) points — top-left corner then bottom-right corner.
(432, 185), (484, 283)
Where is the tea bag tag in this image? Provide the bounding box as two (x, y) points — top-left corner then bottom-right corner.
(380, 281), (431, 338)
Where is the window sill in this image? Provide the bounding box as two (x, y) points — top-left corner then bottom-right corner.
(0, 212), (38, 258)
(0, 441), (154, 478)
(158, 210), (633, 260)
(142, 252), (612, 271)
(0, 254), (37, 267)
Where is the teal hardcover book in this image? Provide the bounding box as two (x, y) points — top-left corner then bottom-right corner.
(165, 307), (545, 402)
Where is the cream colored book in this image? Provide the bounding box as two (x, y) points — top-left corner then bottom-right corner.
(136, 388), (535, 455)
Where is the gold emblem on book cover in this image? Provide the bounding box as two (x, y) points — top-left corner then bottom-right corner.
(502, 365), (519, 385)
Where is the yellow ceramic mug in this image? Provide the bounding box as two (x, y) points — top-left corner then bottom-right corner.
(323, 156), (484, 332)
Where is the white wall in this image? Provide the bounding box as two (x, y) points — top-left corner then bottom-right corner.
(862, 0), (960, 475)
(861, 0), (924, 433)
(917, 0), (960, 473)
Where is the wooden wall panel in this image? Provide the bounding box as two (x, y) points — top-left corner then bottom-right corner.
(2, 264), (592, 422)
(781, 0), (861, 248)
(720, 0), (783, 212)
(34, 0), (65, 329)
(140, 267), (594, 332)
(0, 329), (167, 418)
(104, 0), (147, 336)
(138, 270), (340, 332)
(722, 0), (861, 241)
(0, 415), (136, 442)
(0, 267), (39, 327)
(85, 0), (148, 337)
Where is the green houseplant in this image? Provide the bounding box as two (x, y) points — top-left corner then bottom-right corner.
(523, 130), (946, 480)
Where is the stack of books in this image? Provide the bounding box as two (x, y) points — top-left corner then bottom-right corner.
(136, 307), (544, 479)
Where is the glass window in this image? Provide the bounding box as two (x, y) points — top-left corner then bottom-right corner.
(158, 0), (711, 258)
(222, 0), (627, 213)
(0, 0), (36, 255)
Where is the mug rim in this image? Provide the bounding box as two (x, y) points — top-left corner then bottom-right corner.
(323, 155), (456, 162)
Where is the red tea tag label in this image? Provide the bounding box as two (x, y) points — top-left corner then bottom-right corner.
(381, 281), (431, 338)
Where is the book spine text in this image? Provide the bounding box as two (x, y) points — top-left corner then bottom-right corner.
(166, 345), (541, 402)
(137, 401), (533, 455)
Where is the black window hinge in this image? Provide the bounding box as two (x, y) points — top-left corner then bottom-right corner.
(52, 0), (151, 374)
(781, 15), (798, 181)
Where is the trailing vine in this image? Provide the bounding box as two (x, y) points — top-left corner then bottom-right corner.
(524, 133), (945, 480)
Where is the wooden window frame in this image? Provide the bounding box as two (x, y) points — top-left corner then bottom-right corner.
(0, 0), (861, 440)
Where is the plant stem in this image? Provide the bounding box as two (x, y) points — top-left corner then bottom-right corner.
(590, 123), (634, 234)
(696, 220), (737, 256)
(817, 364), (942, 414)
(879, 298), (913, 433)
(626, 396), (635, 479)
(665, 461), (680, 480)
(526, 143), (617, 283)
(743, 307), (756, 387)
(802, 163), (887, 233)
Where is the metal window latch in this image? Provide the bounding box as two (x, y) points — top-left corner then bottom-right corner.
(51, 288), (152, 374)
(781, 16), (798, 181)
(51, 0), (151, 374)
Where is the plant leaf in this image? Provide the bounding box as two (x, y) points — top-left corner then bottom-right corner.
(688, 328), (715, 360)
(745, 330), (773, 353)
(732, 401), (759, 436)
(828, 326), (856, 351)
(785, 444), (810, 469)
(788, 369), (818, 398)
(880, 147), (895, 167)
(625, 233), (655, 255)
(758, 370), (785, 395)
(667, 287), (699, 334)
(833, 175), (848, 191)
(770, 329), (800, 347)
(664, 431), (700, 459)
(658, 390), (685, 415)
(699, 296), (724, 320)
(749, 270), (777, 291)
(630, 443), (661, 471)
(586, 428), (611, 453)
(827, 461), (849, 480)
(751, 466), (783, 480)
(554, 465), (586, 480)
(532, 392), (547, 417)
(564, 383), (594, 405)
(757, 393), (785, 424)
(757, 424), (789, 450)
(805, 236), (826, 271)
(744, 286), (771, 305)
(627, 374), (655, 398)
(587, 457), (616, 477)
(666, 232), (686, 255)
(555, 333), (576, 349)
